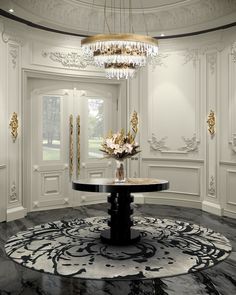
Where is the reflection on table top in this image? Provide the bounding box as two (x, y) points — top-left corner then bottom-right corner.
(72, 178), (169, 193)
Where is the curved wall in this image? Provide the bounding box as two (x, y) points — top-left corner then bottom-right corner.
(0, 18), (236, 220)
(128, 27), (236, 219)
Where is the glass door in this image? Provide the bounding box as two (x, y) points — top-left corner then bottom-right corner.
(29, 79), (118, 211)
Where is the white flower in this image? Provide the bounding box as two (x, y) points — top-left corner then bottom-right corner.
(124, 143), (133, 153)
(106, 138), (119, 150)
(114, 147), (124, 154)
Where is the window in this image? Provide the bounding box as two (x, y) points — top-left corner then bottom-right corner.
(42, 96), (61, 161)
(88, 98), (104, 158)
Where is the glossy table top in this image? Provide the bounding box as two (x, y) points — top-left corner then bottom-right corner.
(72, 178), (169, 193)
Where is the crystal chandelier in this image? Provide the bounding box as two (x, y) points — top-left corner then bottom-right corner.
(81, 1), (158, 80)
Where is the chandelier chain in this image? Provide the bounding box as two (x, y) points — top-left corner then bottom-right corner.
(81, 0), (159, 80)
(119, 0), (121, 33)
(140, 0), (149, 36)
(104, 0), (111, 33)
(87, 0), (95, 34)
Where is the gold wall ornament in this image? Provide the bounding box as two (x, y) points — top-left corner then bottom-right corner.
(207, 110), (216, 135)
(76, 115), (80, 178)
(69, 115), (74, 178)
(130, 111), (138, 134)
(9, 112), (19, 142)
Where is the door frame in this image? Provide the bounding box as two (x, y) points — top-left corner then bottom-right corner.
(22, 69), (128, 213)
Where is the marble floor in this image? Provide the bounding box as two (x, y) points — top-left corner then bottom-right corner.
(0, 203), (235, 295)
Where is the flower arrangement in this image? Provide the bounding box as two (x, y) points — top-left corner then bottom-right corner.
(100, 111), (140, 161)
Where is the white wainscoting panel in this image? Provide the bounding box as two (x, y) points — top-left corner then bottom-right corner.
(226, 170), (236, 206)
(146, 164), (200, 197)
(42, 173), (61, 196)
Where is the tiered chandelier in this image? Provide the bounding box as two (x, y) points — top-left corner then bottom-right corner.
(81, 1), (158, 80)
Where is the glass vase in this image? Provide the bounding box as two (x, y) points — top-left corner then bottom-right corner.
(115, 160), (126, 183)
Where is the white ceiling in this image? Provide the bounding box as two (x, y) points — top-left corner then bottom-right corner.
(1, 0), (236, 36)
(70, 0), (188, 10)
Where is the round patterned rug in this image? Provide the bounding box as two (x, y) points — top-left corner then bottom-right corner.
(5, 217), (232, 280)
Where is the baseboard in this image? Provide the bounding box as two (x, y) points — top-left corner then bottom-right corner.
(202, 201), (222, 216)
(144, 197), (202, 209)
(223, 209), (236, 219)
(7, 206), (27, 222)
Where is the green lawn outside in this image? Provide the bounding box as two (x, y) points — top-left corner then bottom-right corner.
(43, 148), (60, 161)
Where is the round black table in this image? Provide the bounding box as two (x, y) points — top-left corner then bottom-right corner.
(72, 178), (169, 245)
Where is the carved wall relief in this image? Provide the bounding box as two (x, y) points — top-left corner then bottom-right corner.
(178, 134), (200, 152)
(207, 53), (217, 74)
(42, 50), (93, 68)
(208, 176), (216, 197)
(9, 181), (17, 203)
(150, 53), (169, 69)
(148, 133), (200, 153)
(9, 48), (18, 69)
(231, 134), (236, 153)
(231, 41), (236, 63)
(148, 134), (169, 152)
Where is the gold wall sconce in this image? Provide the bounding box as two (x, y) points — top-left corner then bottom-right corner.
(9, 112), (19, 142)
(207, 110), (216, 136)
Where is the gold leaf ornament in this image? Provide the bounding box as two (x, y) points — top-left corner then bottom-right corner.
(9, 112), (19, 142)
(207, 110), (216, 135)
(130, 111), (138, 134)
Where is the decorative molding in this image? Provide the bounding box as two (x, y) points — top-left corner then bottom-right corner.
(150, 53), (169, 68)
(9, 112), (19, 142)
(41, 50), (93, 68)
(183, 49), (202, 67)
(207, 110), (216, 136)
(183, 48), (220, 68)
(148, 133), (200, 153)
(147, 164), (201, 196)
(142, 157), (204, 163)
(230, 134), (236, 153)
(226, 170), (236, 206)
(9, 0), (236, 35)
(231, 41), (236, 63)
(148, 134), (169, 152)
(178, 134), (199, 152)
(9, 181), (17, 203)
(207, 53), (217, 74)
(33, 201), (39, 208)
(9, 48), (18, 69)
(208, 176), (216, 196)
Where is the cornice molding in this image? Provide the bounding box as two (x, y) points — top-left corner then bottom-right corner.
(2, 0), (236, 35)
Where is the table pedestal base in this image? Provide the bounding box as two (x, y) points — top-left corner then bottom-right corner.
(100, 228), (140, 245)
(101, 192), (140, 245)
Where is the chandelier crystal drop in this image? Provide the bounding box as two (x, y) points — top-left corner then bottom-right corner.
(81, 34), (158, 79)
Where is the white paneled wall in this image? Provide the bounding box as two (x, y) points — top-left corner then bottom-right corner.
(0, 19), (236, 220)
(132, 29), (236, 218)
(0, 25), (7, 222)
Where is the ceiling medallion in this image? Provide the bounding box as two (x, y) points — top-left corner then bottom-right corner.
(81, 2), (158, 80)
